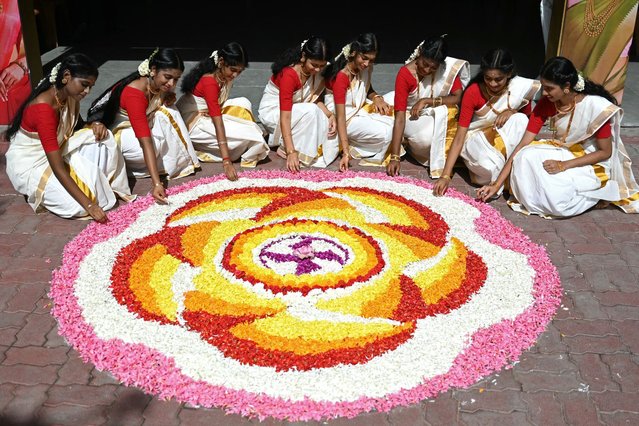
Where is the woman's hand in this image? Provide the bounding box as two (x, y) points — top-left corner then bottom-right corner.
(163, 92), (177, 106)
(373, 96), (392, 116)
(91, 122), (108, 141)
(287, 151), (300, 173)
(223, 161), (238, 181)
(476, 183), (500, 202)
(0, 62), (24, 91)
(327, 114), (337, 138)
(386, 158), (401, 176)
(152, 182), (168, 204)
(432, 177), (451, 196)
(494, 109), (515, 129)
(543, 159), (566, 175)
(339, 153), (350, 172)
(409, 99), (428, 120)
(86, 203), (108, 223)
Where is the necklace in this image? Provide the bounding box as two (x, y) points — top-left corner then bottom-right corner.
(584, 0), (620, 37)
(345, 65), (361, 107)
(147, 77), (160, 96)
(53, 88), (66, 109)
(485, 88), (511, 115)
(416, 72), (435, 99)
(549, 98), (577, 144)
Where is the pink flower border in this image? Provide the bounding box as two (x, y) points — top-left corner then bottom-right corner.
(49, 170), (562, 421)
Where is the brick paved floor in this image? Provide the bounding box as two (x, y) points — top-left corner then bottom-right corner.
(1, 132), (638, 426)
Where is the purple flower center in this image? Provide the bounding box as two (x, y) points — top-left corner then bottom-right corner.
(259, 236), (349, 276)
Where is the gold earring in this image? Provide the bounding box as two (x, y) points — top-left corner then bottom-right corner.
(150, 72), (155, 77)
(563, 88), (569, 94)
(62, 78), (68, 84)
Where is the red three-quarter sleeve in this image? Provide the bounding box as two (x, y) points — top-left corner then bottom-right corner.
(22, 103), (60, 153)
(330, 72), (350, 105)
(393, 67), (418, 112)
(121, 86), (152, 138)
(193, 76), (222, 117)
(276, 67), (302, 111)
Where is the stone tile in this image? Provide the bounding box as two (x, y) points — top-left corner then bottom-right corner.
(0, 383), (15, 412)
(14, 313), (57, 347)
(422, 393), (459, 425)
(459, 410), (530, 425)
(521, 391), (564, 425)
(602, 354), (639, 393)
(0, 364), (59, 385)
(141, 398), (182, 426)
(56, 351), (93, 386)
(321, 411), (389, 425)
(562, 335), (626, 354)
(105, 387), (151, 426)
(5, 283), (49, 313)
(602, 305), (639, 321)
(4, 346), (68, 366)
(599, 412), (639, 425)
(569, 292), (610, 320)
(387, 403), (428, 426)
(2, 384), (49, 425)
(90, 368), (121, 386)
(456, 389), (526, 413)
(0, 284), (18, 311)
(557, 392), (600, 426)
(514, 370), (584, 393)
(178, 406), (259, 425)
(0, 311), (28, 328)
(516, 353), (577, 374)
(38, 404), (108, 426)
(45, 323), (68, 348)
(570, 354), (619, 392)
(553, 319), (618, 337)
(596, 291), (639, 307)
(46, 384), (119, 406)
(590, 391), (639, 413)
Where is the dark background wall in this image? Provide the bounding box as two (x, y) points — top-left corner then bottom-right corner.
(41, 0), (549, 77)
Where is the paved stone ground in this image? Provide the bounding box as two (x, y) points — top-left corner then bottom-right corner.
(1, 128), (639, 424)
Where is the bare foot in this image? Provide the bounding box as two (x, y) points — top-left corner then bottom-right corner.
(593, 200), (611, 210)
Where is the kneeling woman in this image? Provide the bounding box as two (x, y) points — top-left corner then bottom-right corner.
(5, 53), (132, 222)
(433, 49), (540, 196)
(323, 32), (394, 171)
(258, 36), (337, 172)
(176, 42), (269, 180)
(89, 48), (199, 203)
(477, 56), (639, 217)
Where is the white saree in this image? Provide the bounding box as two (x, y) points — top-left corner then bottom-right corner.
(323, 66), (394, 166)
(176, 79), (269, 167)
(5, 98), (133, 219)
(460, 76), (541, 185)
(258, 71), (339, 168)
(388, 57), (471, 177)
(509, 95), (639, 218)
(112, 91), (200, 179)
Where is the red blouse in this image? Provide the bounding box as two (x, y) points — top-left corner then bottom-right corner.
(193, 75), (222, 117)
(22, 103), (59, 153)
(527, 96), (612, 138)
(393, 66), (463, 112)
(327, 72), (351, 105)
(457, 83), (533, 128)
(121, 86), (151, 138)
(270, 67), (302, 111)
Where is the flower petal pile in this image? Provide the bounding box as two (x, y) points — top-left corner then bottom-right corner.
(49, 170), (562, 421)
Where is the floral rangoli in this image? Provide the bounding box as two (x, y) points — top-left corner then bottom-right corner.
(50, 170), (562, 421)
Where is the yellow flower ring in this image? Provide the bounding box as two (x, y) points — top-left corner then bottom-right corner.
(50, 170), (561, 421)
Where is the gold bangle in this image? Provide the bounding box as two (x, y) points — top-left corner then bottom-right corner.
(389, 154), (401, 161)
(440, 174), (452, 181)
(558, 161), (565, 172)
(286, 150), (298, 157)
(86, 203), (93, 209)
(154, 182), (163, 187)
(11, 60), (28, 75)
(372, 94), (383, 101)
(218, 140), (228, 145)
(223, 160), (231, 165)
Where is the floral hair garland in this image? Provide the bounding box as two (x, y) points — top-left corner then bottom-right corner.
(574, 71), (585, 92)
(335, 43), (351, 62)
(138, 47), (159, 77)
(405, 40), (424, 65)
(48, 62), (61, 84)
(210, 50), (220, 66)
(300, 39), (308, 52)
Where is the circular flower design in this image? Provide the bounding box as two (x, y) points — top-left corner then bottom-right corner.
(50, 170), (561, 421)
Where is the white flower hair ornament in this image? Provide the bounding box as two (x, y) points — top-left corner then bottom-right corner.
(49, 62), (61, 84)
(405, 40), (424, 65)
(138, 48), (159, 77)
(574, 71), (585, 92)
(337, 43), (352, 61)
(300, 39), (308, 51)
(210, 50), (220, 66)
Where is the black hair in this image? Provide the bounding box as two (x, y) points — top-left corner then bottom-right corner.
(87, 47), (184, 126)
(5, 53), (99, 141)
(271, 36), (331, 76)
(540, 56), (617, 105)
(323, 32), (378, 81)
(464, 48), (517, 96)
(181, 41), (248, 94)
(418, 35), (448, 64)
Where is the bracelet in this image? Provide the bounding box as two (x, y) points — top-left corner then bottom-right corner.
(389, 154), (401, 161)
(440, 174), (452, 181)
(557, 161), (565, 172)
(286, 150), (298, 157)
(154, 182), (163, 187)
(10, 60), (28, 76)
(372, 94), (383, 101)
(86, 203), (93, 209)
(218, 140), (228, 145)
(223, 160), (232, 165)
